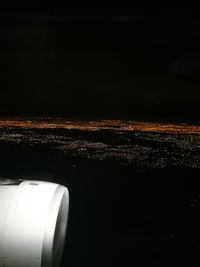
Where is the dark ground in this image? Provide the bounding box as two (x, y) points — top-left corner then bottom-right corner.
(0, 4), (200, 266)
(0, 123), (200, 266)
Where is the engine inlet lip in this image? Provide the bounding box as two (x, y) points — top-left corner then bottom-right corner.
(41, 185), (69, 267)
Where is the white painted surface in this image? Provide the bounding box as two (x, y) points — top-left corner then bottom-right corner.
(0, 181), (69, 267)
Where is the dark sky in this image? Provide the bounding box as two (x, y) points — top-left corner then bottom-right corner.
(0, 2), (200, 122)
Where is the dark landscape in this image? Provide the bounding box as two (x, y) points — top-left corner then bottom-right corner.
(0, 118), (200, 266)
(0, 2), (200, 266)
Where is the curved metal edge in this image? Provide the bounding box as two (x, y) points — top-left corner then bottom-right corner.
(41, 185), (69, 267)
(0, 178), (24, 185)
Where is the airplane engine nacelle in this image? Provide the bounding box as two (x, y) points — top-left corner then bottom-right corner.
(0, 179), (69, 267)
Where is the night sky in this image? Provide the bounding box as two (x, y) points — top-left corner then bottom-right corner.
(0, 2), (200, 122)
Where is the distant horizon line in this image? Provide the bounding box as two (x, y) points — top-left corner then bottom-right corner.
(0, 117), (199, 134)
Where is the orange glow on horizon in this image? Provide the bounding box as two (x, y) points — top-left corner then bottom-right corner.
(0, 118), (199, 134)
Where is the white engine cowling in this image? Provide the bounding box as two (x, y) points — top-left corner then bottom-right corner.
(0, 179), (69, 267)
